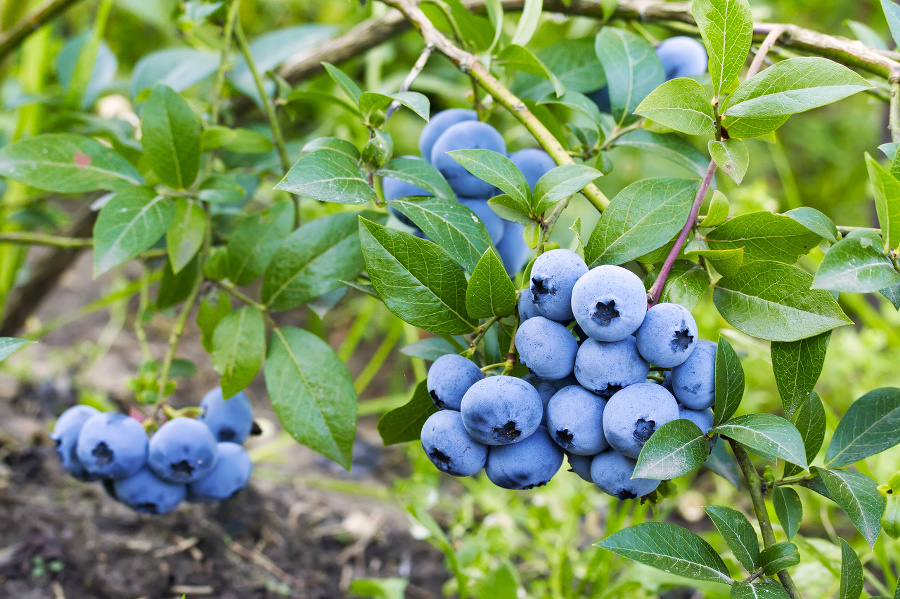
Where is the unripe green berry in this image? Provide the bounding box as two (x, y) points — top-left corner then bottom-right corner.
(362, 130), (393, 168)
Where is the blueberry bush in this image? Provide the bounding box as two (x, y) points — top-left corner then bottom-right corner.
(2, 0), (900, 596)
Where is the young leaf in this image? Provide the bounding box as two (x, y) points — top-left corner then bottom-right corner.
(197, 289), (231, 353)
(276, 149), (376, 204)
(166, 198), (207, 274)
(496, 44), (565, 97)
(94, 187), (175, 275)
(156, 255), (199, 310)
(633, 419), (709, 480)
(865, 153), (900, 251)
(713, 261), (852, 342)
(510, 0), (542, 46)
(701, 190), (730, 227)
(687, 246), (744, 277)
(692, 0), (753, 98)
(377, 157), (454, 202)
(705, 212), (823, 264)
(785, 207), (839, 244)
(730, 581), (790, 599)
(758, 542), (800, 576)
(141, 85), (202, 189)
(713, 335), (745, 426)
(708, 139), (749, 185)
(883, 0), (900, 49)
(0, 338), (32, 362)
(773, 486), (803, 540)
(770, 331), (831, 418)
(813, 235), (900, 293)
(596, 522), (733, 584)
(266, 326), (357, 470)
(594, 28), (664, 126)
(532, 164), (602, 215)
(226, 201), (295, 286)
(784, 391), (826, 478)
(644, 260), (710, 311)
(448, 149), (531, 206)
(488, 194), (534, 225)
(713, 413), (808, 469)
(377, 380), (440, 445)
(826, 387), (900, 467)
(704, 505), (760, 573)
(816, 467), (886, 547)
(635, 78), (717, 136)
(613, 129), (710, 178)
(704, 437), (742, 489)
(840, 538), (864, 599)
(359, 218), (476, 334)
(211, 306), (266, 399)
(358, 91), (430, 121)
(466, 249), (517, 319)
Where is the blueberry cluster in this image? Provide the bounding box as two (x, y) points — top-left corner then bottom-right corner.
(49, 387), (254, 514)
(383, 109), (556, 275)
(421, 249), (716, 500)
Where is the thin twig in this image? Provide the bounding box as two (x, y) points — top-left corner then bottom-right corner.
(746, 25), (786, 80)
(836, 225), (882, 236)
(0, 0), (85, 62)
(209, 0), (243, 126)
(385, 44), (434, 121)
(0, 232), (92, 248)
(891, 77), (900, 143)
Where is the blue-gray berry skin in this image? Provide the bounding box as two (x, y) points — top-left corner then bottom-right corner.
(430, 121), (507, 198)
(523, 373), (578, 426)
(419, 108), (478, 163)
(515, 317), (578, 380)
(199, 387), (254, 444)
(460, 376), (543, 445)
(590, 450), (660, 500)
(656, 36), (708, 80)
(50, 405), (100, 480)
(587, 87), (611, 113)
(148, 418), (220, 483)
(496, 221), (530, 276)
(188, 442), (253, 502)
(567, 452), (595, 482)
(671, 340), (716, 409)
(530, 249), (588, 322)
(518, 288), (542, 322)
(509, 148), (555, 191)
(574, 337), (649, 398)
(76, 413), (148, 480)
(546, 385), (608, 455)
(114, 467), (186, 515)
(635, 302), (698, 368)
(571, 265), (647, 342)
(678, 406), (714, 435)
(426, 354), (484, 410)
(382, 157), (431, 228)
(602, 383), (679, 459)
(420, 410), (488, 476)
(485, 427), (564, 489)
(459, 198), (505, 243)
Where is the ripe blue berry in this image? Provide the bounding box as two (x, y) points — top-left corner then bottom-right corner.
(635, 302), (698, 368)
(496, 221), (530, 275)
(382, 158), (431, 228)
(567, 452), (595, 482)
(148, 418), (219, 483)
(198, 387), (254, 444)
(523, 373), (578, 425)
(590, 450), (660, 500)
(574, 337), (649, 398)
(420, 410), (488, 476)
(515, 316), (578, 380)
(419, 108), (478, 163)
(509, 148), (555, 190)
(459, 198), (505, 243)
(571, 265), (647, 342)
(485, 427), (564, 489)
(546, 385), (608, 455)
(656, 36), (708, 80)
(586, 87), (611, 113)
(49, 405), (100, 480)
(460, 375), (543, 445)
(602, 383), (679, 459)
(188, 442), (253, 502)
(671, 339), (716, 409)
(431, 121), (507, 198)
(530, 249), (588, 322)
(426, 354), (484, 410)
(76, 413), (148, 480)
(679, 406), (714, 435)
(518, 288), (542, 322)
(114, 467), (186, 515)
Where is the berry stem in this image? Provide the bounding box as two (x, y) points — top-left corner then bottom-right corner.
(385, 43), (434, 121)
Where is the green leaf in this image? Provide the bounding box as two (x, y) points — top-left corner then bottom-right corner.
(198, 174), (246, 204)
(784, 391), (827, 478)
(377, 380), (438, 445)
(0, 133), (143, 192)
(613, 130), (710, 178)
(496, 44), (565, 98)
(211, 306), (266, 399)
(692, 0), (752, 98)
(197, 289), (231, 353)
(276, 149), (376, 205)
(201, 126), (274, 154)
(594, 28), (664, 126)
(377, 157), (454, 202)
(689, 246), (745, 277)
(880, 280), (900, 309)
(882, 0), (900, 49)
(266, 326), (357, 470)
(785, 207), (838, 244)
(840, 538), (864, 599)
(846, 19), (887, 50)
(826, 387), (900, 467)
(510, 0), (542, 46)
(226, 202), (294, 286)
(358, 91), (430, 121)
(94, 187), (175, 275)
(701, 190), (731, 227)
(644, 260), (710, 311)
(303, 137), (361, 161)
(0, 338), (32, 362)
(705, 212), (823, 264)
(635, 78), (717, 136)
(263, 212), (377, 311)
(723, 115), (790, 140)
(483, 0), (503, 52)
(359, 218), (476, 334)
(596, 522), (733, 584)
(705, 437), (742, 489)
(704, 505), (759, 573)
(773, 486), (803, 540)
(709, 139), (749, 185)
(400, 337), (464, 361)
(713, 335), (745, 426)
(466, 249), (517, 319)
(714, 414), (808, 469)
(533, 164), (602, 215)
(349, 578), (408, 599)
(538, 91), (604, 127)
(156, 254), (199, 310)
(713, 261), (852, 342)
(633, 419), (709, 480)
(730, 581), (790, 599)
(814, 234), (900, 293)
(488, 194), (533, 225)
(816, 467), (886, 547)
(478, 561), (518, 599)
(758, 542), (800, 576)
(56, 34), (116, 109)
(166, 198), (207, 274)
(389, 197), (494, 272)
(448, 149), (531, 206)
(141, 85), (202, 189)
(511, 39), (604, 99)
(130, 48), (218, 99)
(585, 178), (700, 266)
(771, 331), (831, 418)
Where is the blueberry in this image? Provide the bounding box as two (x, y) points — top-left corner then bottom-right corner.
(426, 354), (484, 410)
(49, 405), (100, 480)
(420, 410), (488, 476)
(508, 148), (555, 191)
(496, 221), (531, 275)
(515, 317), (578, 380)
(586, 87), (611, 113)
(571, 265), (647, 342)
(76, 413), (148, 479)
(485, 427), (564, 489)
(590, 450), (660, 499)
(670, 339), (716, 409)
(530, 249), (589, 322)
(679, 405), (714, 435)
(460, 375), (543, 445)
(518, 288), (542, 322)
(602, 383), (679, 459)
(419, 108), (478, 163)
(574, 337), (650, 398)
(459, 198), (505, 243)
(546, 385), (608, 455)
(113, 467), (186, 514)
(567, 452), (595, 482)
(198, 387), (254, 444)
(148, 418), (219, 483)
(523, 373), (577, 426)
(635, 302), (699, 368)
(655, 36), (708, 80)
(187, 442), (253, 502)
(431, 121), (507, 198)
